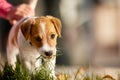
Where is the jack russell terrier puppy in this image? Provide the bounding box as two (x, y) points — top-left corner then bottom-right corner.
(7, 16), (61, 78)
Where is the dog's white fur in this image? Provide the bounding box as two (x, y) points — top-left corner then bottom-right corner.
(7, 16), (61, 78)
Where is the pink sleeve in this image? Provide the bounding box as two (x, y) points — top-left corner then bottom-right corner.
(0, 0), (13, 19)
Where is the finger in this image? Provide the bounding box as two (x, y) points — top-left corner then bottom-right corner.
(18, 4), (32, 11)
(16, 10), (34, 18)
(21, 7), (34, 16)
(16, 4), (35, 16)
(19, 4), (35, 15)
(14, 11), (27, 19)
(12, 20), (17, 25)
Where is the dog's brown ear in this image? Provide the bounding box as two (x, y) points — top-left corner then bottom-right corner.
(47, 16), (62, 37)
(20, 18), (35, 40)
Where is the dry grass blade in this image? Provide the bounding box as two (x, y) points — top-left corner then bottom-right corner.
(102, 74), (115, 80)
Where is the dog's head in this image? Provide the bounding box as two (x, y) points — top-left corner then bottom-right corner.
(20, 16), (62, 59)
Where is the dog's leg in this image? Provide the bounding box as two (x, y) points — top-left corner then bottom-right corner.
(50, 59), (56, 79)
(7, 45), (19, 69)
(24, 61), (32, 71)
(24, 61), (40, 73)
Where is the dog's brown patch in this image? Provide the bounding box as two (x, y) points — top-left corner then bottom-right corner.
(20, 16), (61, 49)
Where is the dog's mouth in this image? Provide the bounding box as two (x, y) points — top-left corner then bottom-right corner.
(42, 56), (52, 59)
(42, 55), (56, 59)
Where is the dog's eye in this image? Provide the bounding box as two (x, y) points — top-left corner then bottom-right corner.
(51, 34), (55, 39)
(35, 37), (42, 42)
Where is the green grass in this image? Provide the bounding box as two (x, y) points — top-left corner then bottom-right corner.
(0, 62), (30, 80)
(0, 61), (54, 80)
(0, 62), (117, 80)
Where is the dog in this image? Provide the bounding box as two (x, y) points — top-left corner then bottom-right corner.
(7, 16), (61, 78)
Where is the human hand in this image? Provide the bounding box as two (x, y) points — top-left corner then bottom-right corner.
(6, 4), (35, 25)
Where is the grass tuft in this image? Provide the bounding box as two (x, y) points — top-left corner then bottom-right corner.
(0, 61), (54, 80)
(31, 60), (54, 80)
(1, 62), (30, 80)
(0, 62), (118, 80)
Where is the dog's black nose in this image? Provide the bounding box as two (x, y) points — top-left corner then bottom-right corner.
(45, 51), (53, 56)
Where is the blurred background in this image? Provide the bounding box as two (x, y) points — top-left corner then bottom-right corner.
(0, 0), (120, 70)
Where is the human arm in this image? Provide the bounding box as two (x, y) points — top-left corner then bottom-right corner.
(0, 0), (37, 25)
